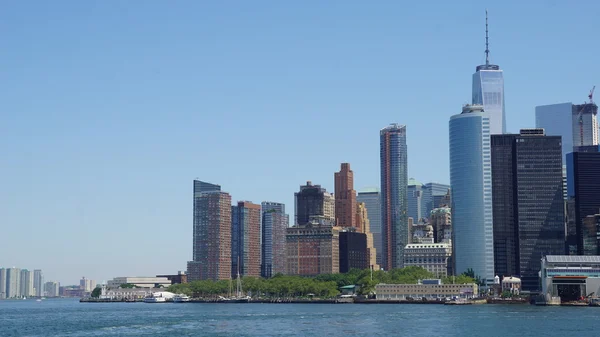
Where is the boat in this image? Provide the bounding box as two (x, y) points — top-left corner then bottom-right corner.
(36, 299), (42, 302)
(225, 257), (251, 303)
(173, 294), (190, 303)
(144, 294), (166, 303)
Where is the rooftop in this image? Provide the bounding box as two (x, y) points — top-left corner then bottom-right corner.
(545, 255), (600, 263)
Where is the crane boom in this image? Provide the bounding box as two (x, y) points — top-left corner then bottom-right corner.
(589, 86), (596, 104)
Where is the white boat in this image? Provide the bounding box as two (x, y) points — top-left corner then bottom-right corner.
(144, 296), (166, 303)
(172, 295), (190, 303)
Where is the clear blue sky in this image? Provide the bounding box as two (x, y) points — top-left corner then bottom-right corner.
(2, 0), (599, 285)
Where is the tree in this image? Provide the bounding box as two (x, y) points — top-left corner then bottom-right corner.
(120, 283), (135, 289)
(91, 287), (101, 298)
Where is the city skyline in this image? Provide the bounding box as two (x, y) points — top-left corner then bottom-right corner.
(3, 1), (600, 283)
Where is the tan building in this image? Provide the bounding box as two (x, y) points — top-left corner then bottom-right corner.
(430, 206), (451, 243)
(286, 224), (340, 276)
(375, 281), (477, 300)
(324, 192), (335, 224)
(232, 201), (262, 278)
(404, 240), (452, 277)
(335, 163), (357, 230)
(357, 202), (379, 270)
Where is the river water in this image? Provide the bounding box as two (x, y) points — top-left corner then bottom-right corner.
(0, 298), (596, 336)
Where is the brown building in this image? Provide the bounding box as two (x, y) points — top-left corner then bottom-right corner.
(187, 187), (232, 281)
(286, 224), (340, 276)
(156, 271), (188, 284)
(357, 202), (379, 270)
(335, 163), (358, 230)
(232, 201), (262, 278)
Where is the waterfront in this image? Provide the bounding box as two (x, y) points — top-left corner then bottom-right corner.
(1, 299), (598, 336)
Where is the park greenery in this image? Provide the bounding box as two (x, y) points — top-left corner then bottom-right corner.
(90, 287), (101, 298)
(168, 266), (475, 299)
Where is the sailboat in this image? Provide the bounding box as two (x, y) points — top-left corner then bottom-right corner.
(229, 257), (251, 303)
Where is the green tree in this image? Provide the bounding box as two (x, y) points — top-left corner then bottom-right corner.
(91, 287), (101, 298)
(120, 283), (135, 289)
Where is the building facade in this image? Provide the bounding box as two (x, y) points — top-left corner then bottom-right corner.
(231, 201), (261, 278)
(572, 103), (599, 149)
(20, 269), (34, 297)
(286, 224), (340, 276)
(156, 272), (188, 284)
(491, 129), (565, 291)
(407, 178), (423, 223)
(380, 123), (409, 270)
(294, 181), (335, 226)
(6, 267), (21, 298)
(261, 202), (289, 278)
(107, 277), (171, 289)
(357, 202), (379, 270)
(375, 282), (477, 300)
(404, 242), (452, 277)
(0, 268), (6, 299)
(33, 269), (43, 297)
(535, 102), (573, 161)
(335, 163), (358, 230)
(541, 255), (600, 303)
(429, 206), (452, 243)
(422, 183), (451, 221)
(449, 104), (494, 285)
(44, 282), (60, 297)
(339, 231), (369, 273)
(187, 180), (232, 281)
(566, 151), (600, 255)
(357, 189), (382, 266)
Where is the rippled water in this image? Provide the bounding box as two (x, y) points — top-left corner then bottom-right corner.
(0, 298), (598, 336)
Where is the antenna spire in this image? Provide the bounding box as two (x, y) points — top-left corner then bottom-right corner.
(485, 10), (490, 66)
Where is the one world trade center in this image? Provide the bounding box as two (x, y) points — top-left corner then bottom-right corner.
(472, 11), (505, 135)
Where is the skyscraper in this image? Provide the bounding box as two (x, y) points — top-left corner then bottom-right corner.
(187, 180), (232, 281)
(572, 103), (599, 150)
(294, 181), (335, 226)
(20, 269), (34, 297)
(422, 183), (451, 219)
(357, 188), (382, 266)
(357, 202), (379, 270)
(472, 11), (505, 135)
(33, 270), (43, 297)
(449, 104), (494, 285)
(6, 267), (21, 298)
(261, 202), (289, 278)
(231, 201), (261, 278)
(491, 129), (565, 291)
(335, 163), (358, 230)
(566, 151), (600, 255)
(0, 268), (6, 299)
(380, 123), (408, 270)
(407, 178), (423, 223)
(286, 225), (340, 276)
(535, 102), (574, 161)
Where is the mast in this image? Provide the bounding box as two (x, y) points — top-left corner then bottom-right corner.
(485, 9), (490, 66)
(236, 256), (242, 298)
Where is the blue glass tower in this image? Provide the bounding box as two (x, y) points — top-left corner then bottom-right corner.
(449, 105), (494, 285)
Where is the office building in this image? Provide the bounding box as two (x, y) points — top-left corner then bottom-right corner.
(375, 281), (477, 300)
(286, 224), (340, 276)
(357, 188), (382, 266)
(430, 206), (452, 243)
(0, 268), (6, 299)
(231, 201), (261, 277)
(380, 123), (409, 270)
(357, 202), (379, 270)
(421, 183), (451, 220)
(44, 282), (60, 297)
(407, 179), (424, 223)
(6, 267), (21, 298)
(572, 103), (599, 149)
(491, 129), (565, 291)
(335, 163), (358, 230)
(294, 181), (335, 226)
(339, 231), (368, 273)
(261, 202), (289, 278)
(535, 102), (574, 161)
(107, 276), (171, 288)
(187, 180), (232, 281)
(566, 151), (600, 255)
(33, 270), (43, 297)
(404, 240), (452, 277)
(449, 104), (494, 285)
(156, 271), (188, 284)
(472, 11), (505, 135)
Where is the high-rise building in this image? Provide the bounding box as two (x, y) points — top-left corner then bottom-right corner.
(231, 201), (261, 278)
(380, 123), (408, 271)
(0, 268), (6, 299)
(407, 178), (423, 223)
(357, 188), (382, 267)
(430, 206), (452, 243)
(491, 129), (565, 291)
(535, 102), (574, 161)
(339, 231), (368, 273)
(33, 270), (43, 297)
(286, 224), (340, 276)
(20, 269), (34, 297)
(472, 11), (505, 135)
(187, 180), (232, 281)
(44, 281), (60, 297)
(566, 151), (600, 255)
(6, 267), (21, 298)
(294, 181), (335, 226)
(335, 163), (358, 230)
(261, 202), (289, 278)
(356, 202), (379, 270)
(449, 104), (494, 285)
(422, 183), (451, 220)
(572, 103), (599, 149)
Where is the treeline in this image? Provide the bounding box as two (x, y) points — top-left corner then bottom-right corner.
(168, 267), (475, 299)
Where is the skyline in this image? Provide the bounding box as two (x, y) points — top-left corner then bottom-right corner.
(3, 1), (600, 284)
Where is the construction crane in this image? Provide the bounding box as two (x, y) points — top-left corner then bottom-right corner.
(578, 86), (596, 146)
(589, 86), (596, 104)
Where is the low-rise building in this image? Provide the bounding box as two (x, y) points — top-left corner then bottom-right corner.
(502, 276), (521, 295)
(541, 255), (600, 302)
(375, 281), (477, 300)
(404, 240), (452, 277)
(156, 271), (187, 284)
(107, 277), (171, 289)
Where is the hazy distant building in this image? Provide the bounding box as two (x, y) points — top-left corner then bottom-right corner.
(231, 201), (261, 278)
(357, 188), (382, 267)
(6, 267), (21, 298)
(187, 180), (232, 281)
(286, 224), (340, 276)
(449, 104), (494, 285)
(261, 202), (289, 278)
(535, 102), (573, 161)
(294, 181), (335, 226)
(339, 231), (368, 273)
(44, 282), (60, 297)
(20, 269), (34, 297)
(0, 268), (6, 299)
(33, 270), (43, 297)
(335, 163), (358, 230)
(572, 103), (599, 149)
(491, 129), (565, 291)
(357, 202), (379, 270)
(407, 178), (424, 223)
(380, 123), (409, 270)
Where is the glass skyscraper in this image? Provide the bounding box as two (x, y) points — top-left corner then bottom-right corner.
(449, 105), (494, 285)
(380, 124), (408, 271)
(535, 102), (574, 161)
(357, 188), (382, 266)
(261, 202), (288, 278)
(407, 178), (423, 223)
